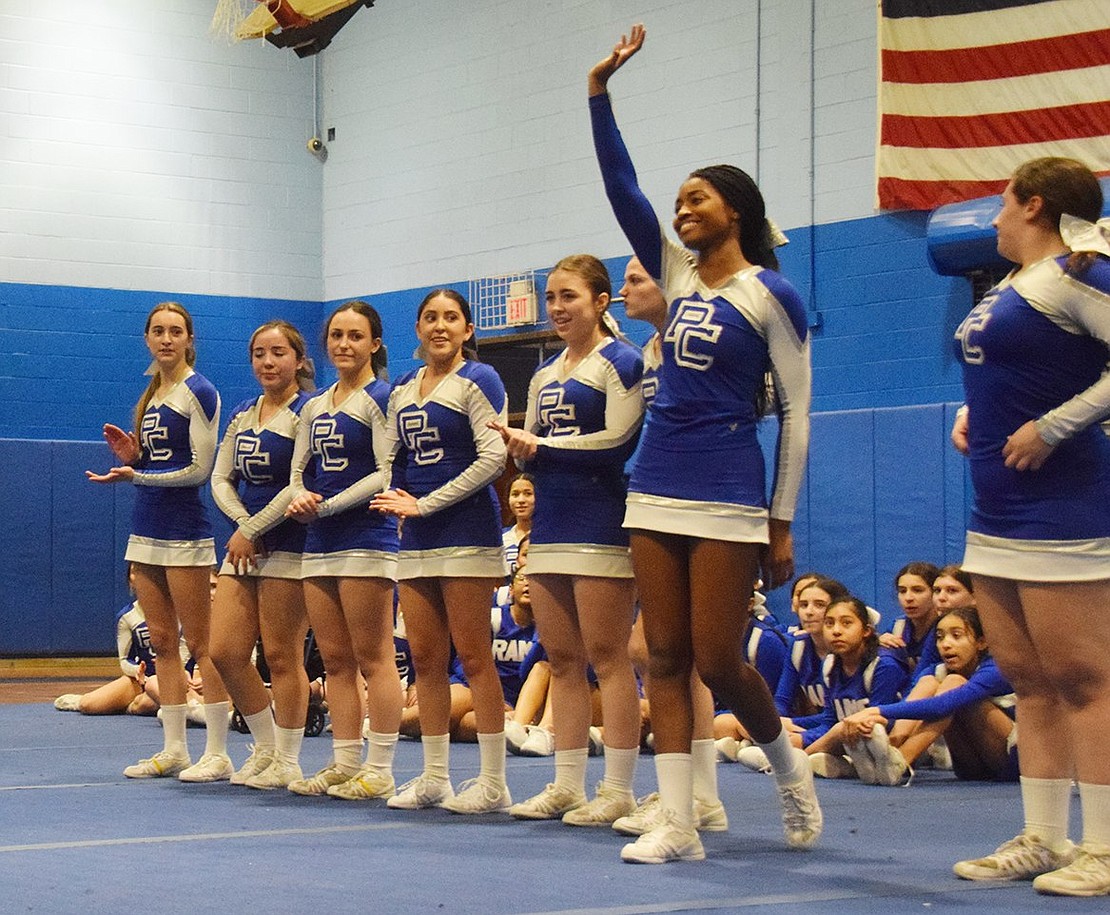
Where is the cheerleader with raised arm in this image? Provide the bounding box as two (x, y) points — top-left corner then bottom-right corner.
(588, 24), (819, 863)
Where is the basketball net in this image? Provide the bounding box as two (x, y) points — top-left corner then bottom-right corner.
(210, 0), (256, 43)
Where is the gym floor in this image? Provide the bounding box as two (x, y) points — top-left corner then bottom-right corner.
(0, 677), (1086, 914)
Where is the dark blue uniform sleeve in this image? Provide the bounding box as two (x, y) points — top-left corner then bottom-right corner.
(589, 93), (663, 279)
(878, 663), (1012, 723)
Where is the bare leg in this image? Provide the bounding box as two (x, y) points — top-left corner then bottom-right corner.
(258, 577), (310, 729)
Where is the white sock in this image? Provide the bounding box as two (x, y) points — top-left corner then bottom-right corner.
(202, 701), (230, 757)
(366, 730), (398, 773)
(422, 733), (450, 781)
(691, 738), (720, 806)
(333, 738), (363, 774)
(554, 748), (588, 794)
(477, 731), (507, 785)
(244, 707), (275, 748)
(274, 724), (304, 765)
(160, 704), (189, 758)
(1078, 782), (1110, 847)
(655, 753), (695, 830)
(758, 728), (805, 787)
(1021, 776), (1073, 851)
(602, 745), (638, 796)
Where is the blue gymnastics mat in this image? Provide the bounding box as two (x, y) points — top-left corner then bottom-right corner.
(0, 703), (1088, 914)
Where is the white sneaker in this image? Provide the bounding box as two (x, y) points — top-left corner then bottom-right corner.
(809, 752), (857, 780)
(54, 694), (81, 712)
(386, 773), (454, 810)
(845, 739), (878, 784)
(864, 726), (912, 786)
(518, 726), (555, 757)
(587, 726), (604, 758)
(505, 720), (529, 755)
(440, 777), (511, 815)
(696, 797), (729, 832)
(613, 793), (729, 836)
(246, 757), (303, 790)
(287, 763), (352, 797)
(509, 783), (586, 820)
(715, 736), (741, 763)
(776, 750), (823, 849)
(927, 738), (953, 771)
(185, 701), (206, 727)
(954, 833), (1077, 881)
(562, 781), (636, 827)
(230, 745), (275, 785)
(1033, 842), (1110, 896)
(326, 765), (394, 800)
(620, 811), (705, 864)
(737, 745), (771, 773)
(123, 751), (191, 779)
(178, 752), (234, 783)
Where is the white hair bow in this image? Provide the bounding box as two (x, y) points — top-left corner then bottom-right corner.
(764, 218), (789, 249)
(1060, 214), (1110, 257)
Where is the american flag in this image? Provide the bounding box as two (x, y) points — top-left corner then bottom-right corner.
(877, 0), (1110, 211)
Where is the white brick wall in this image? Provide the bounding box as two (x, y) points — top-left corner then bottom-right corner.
(0, 0), (322, 300)
(320, 0), (879, 299)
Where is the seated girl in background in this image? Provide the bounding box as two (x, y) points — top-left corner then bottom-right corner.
(880, 562), (942, 683)
(785, 572), (821, 633)
(743, 594), (909, 777)
(933, 564), (976, 612)
(842, 605), (1016, 786)
(502, 473), (534, 575)
(773, 578), (849, 720)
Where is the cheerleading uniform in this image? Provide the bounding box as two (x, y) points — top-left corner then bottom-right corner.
(773, 633), (826, 717)
(291, 380), (398, 578)
(490, 600), (537, 706)
(116, 601), (156, 679)
(386, 360), (508, 579)
(955, 253), (1110, 580)
(794, 649), (909, 747)
(124, 371), (220, 567)
(524, 337), (644, 578)
(590, 92), (811, 544)
(887, 616), (943, 687)
(211, 392), (311, 579)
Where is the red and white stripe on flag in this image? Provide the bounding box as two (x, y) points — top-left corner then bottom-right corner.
(876, 0), (1110, 211)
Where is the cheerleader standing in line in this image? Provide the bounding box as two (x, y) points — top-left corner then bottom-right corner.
(948, 158), (1110, 896)
(284, 301), (401, 798)
(613, 257), (728, 838)
(371, 289), (512, 813)
(588, 25), (820, 863)
(87, 302), (228, 779)
(492, 254), (646, 827)
(208, 321), (315, 788)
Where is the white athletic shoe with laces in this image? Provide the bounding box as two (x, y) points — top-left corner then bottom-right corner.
(287, 763), (352, 797)
(737, 745), (772, 773)
(1033, 842), (1110, 896)
(509, 783), (586, 820)
(54, 694), (81, 712)
(246, 757), (302, 790)
(845, 739), (878, 784)
(440, 777), (511, 814)
(562, 781), (636, 827)
(123, 751), (191, 779)
(620, 810), (705, 864)
(387, 773), (455, 810)
(863, 726), (912, 786)
(504, 720), (529, 755)
(954, 833), (1077, 881)
(776, 750), (823, 849)
(326, 764), (394, 800)
(178, 752), (234, 783)
(809, 752), (858, 780)
(612, 792), (729, 836)
(230, 745), (275, 785)
(518, 726), (555, 757)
